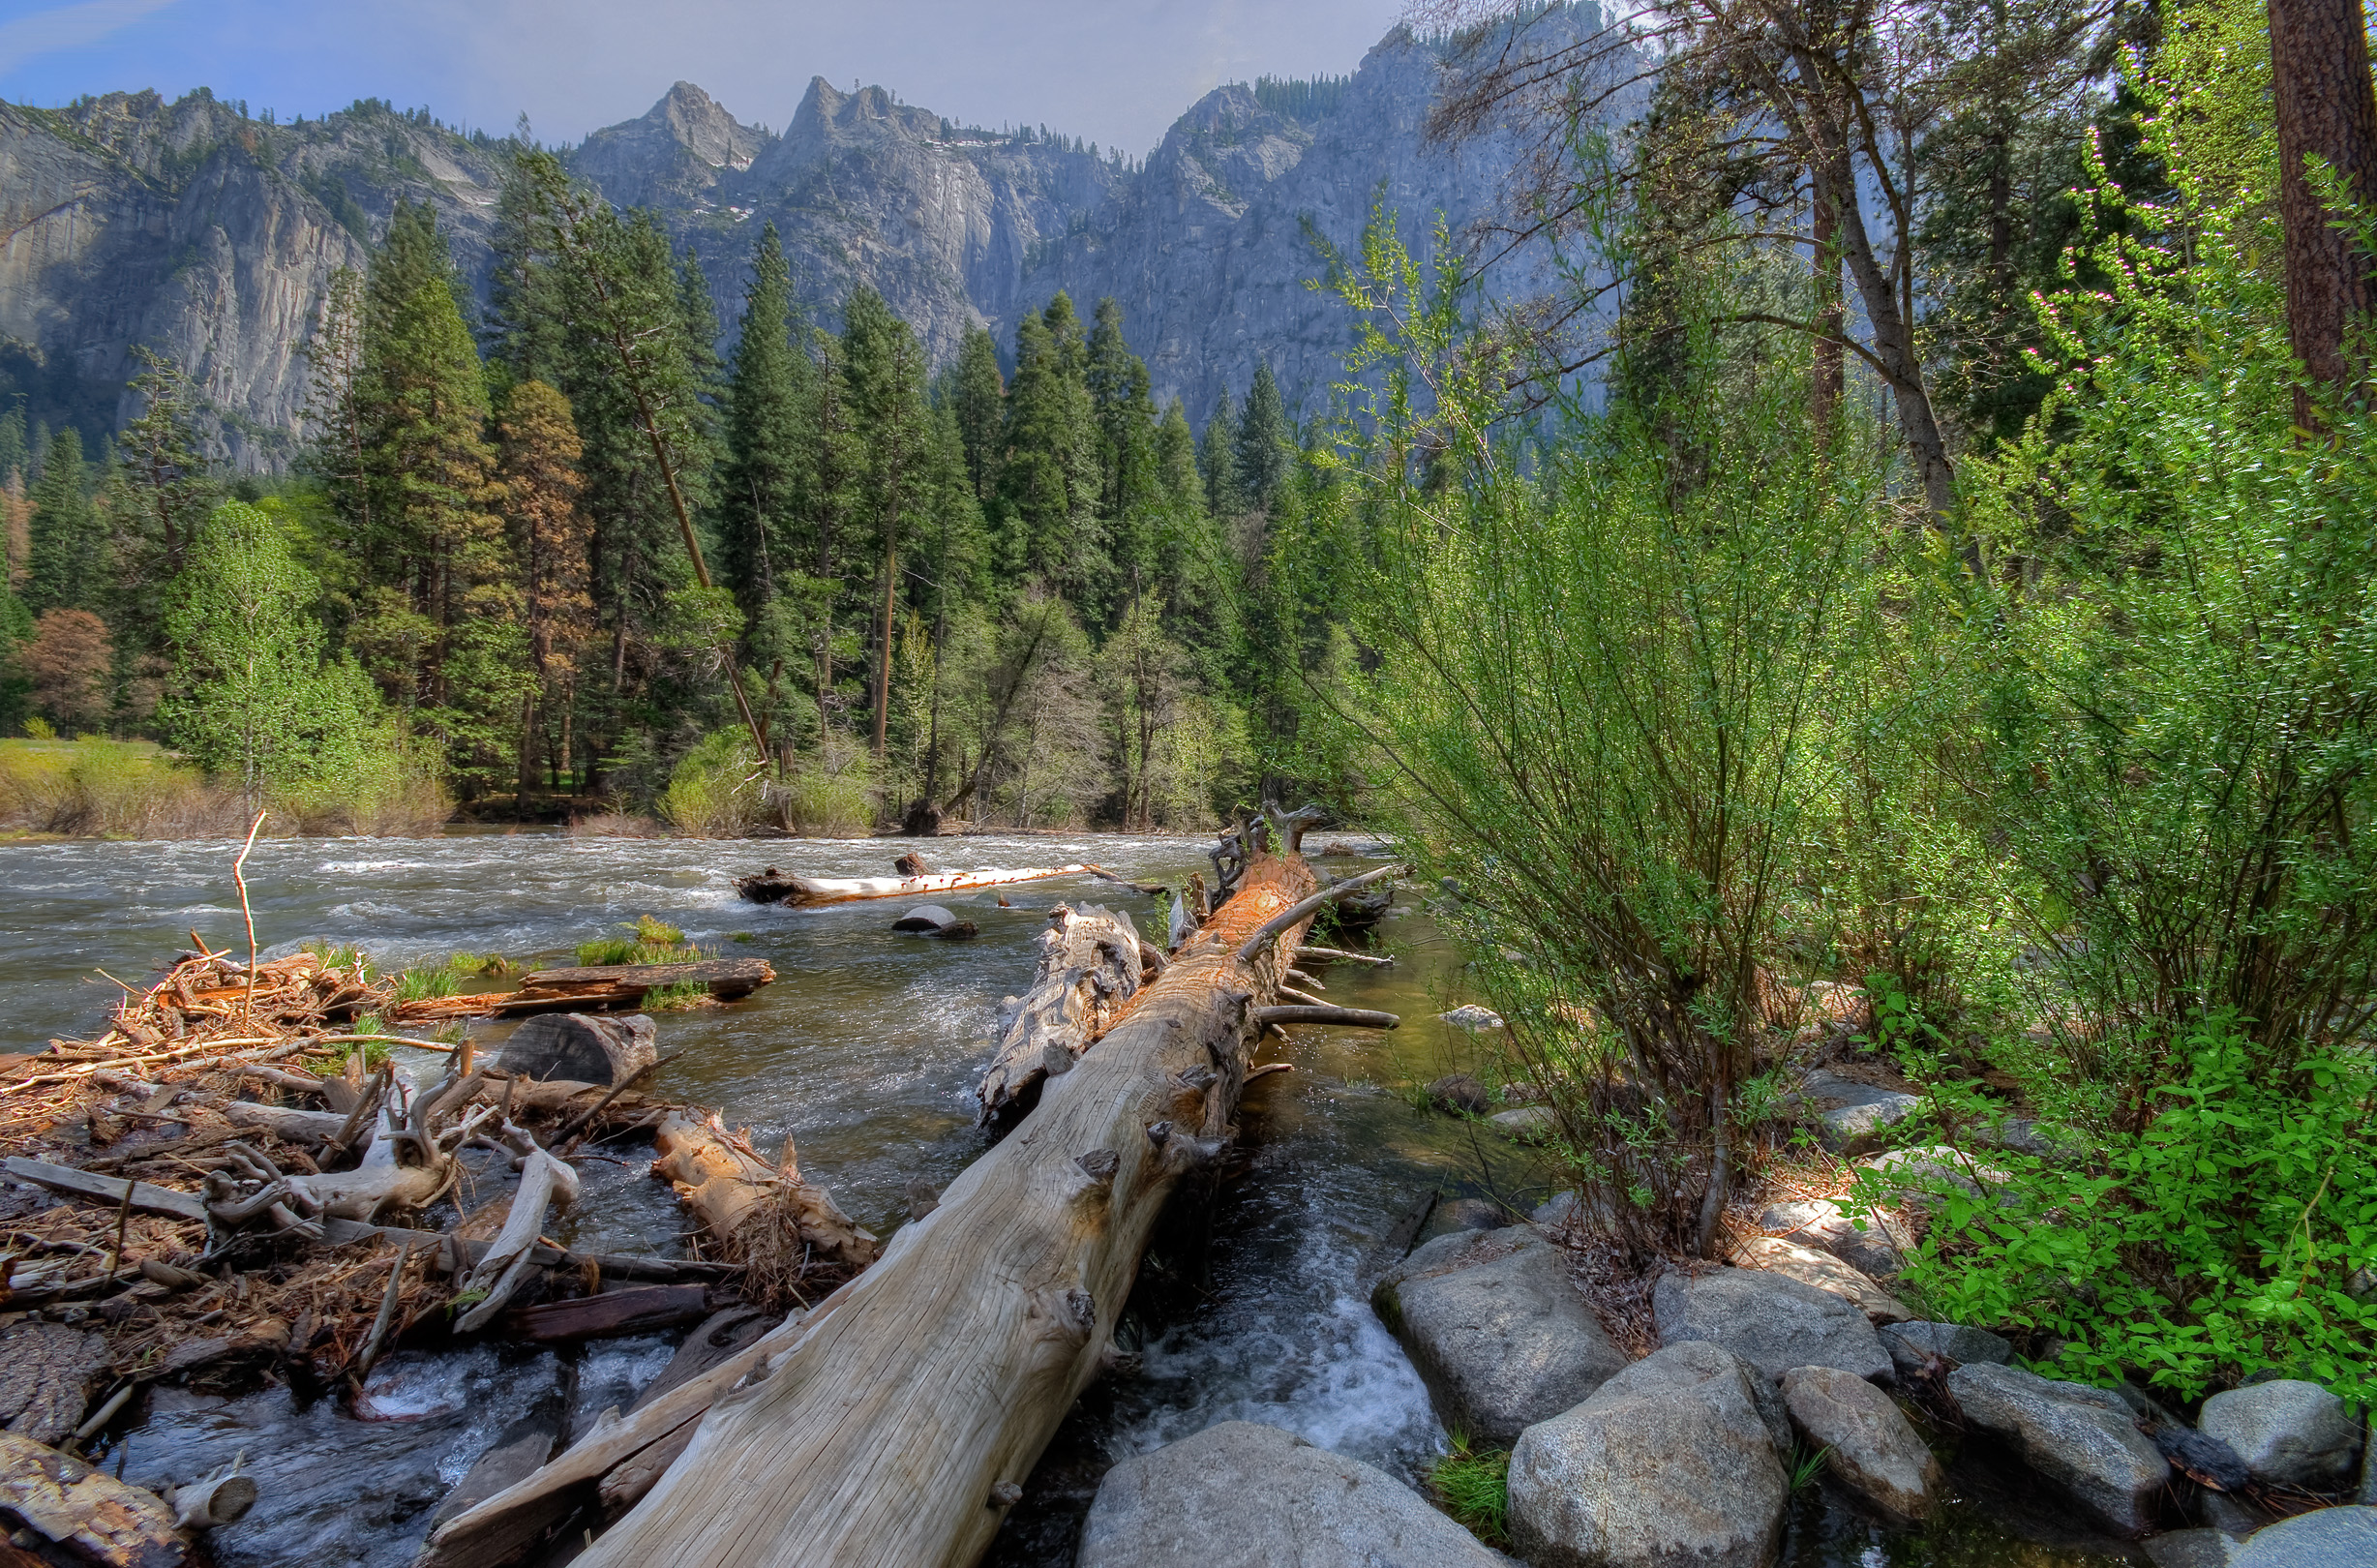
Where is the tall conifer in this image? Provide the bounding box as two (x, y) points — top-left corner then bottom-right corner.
(1235, 361), (1292, 515)
(24, 428), (102, 615)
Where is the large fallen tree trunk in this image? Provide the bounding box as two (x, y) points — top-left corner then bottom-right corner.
(733, 863), (1090, 907)
(537, 845), (1320, 1568)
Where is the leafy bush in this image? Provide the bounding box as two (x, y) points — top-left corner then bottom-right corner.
(0, 737), (251, 836)
(1876, 1016), (2377, 1404)
(660, 729), (767, 837)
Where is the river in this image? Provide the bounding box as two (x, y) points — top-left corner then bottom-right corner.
(0, 831), (2132, 1566)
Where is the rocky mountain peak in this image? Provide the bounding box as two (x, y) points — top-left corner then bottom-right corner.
(644, 81), (764, 169)
(572, 80), (767, 210)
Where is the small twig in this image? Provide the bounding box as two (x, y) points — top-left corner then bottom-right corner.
(105, 1182), (135, 1286)
(1231, 864), (1407, 966)
(353, 1241), (416, 1381)
(232, 811), (267, 1025)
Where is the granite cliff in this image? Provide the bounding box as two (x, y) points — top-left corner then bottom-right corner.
(0, 24), (1529, 464)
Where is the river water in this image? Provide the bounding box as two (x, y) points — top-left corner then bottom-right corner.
(0, 832), (2132, 1566)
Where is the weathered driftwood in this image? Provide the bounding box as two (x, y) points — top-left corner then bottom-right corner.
(0, 1432), (188, 1568)
(0, 1323), (109, 1446)
(420, 1303), (820, 1568)
(316, 1218), (735, 1284)
(734, 863), (1088, 907)
(456, 1150), (581, 1333)
(166, 1467), (256, 1531)
(569, 845), (1320, 1568)
(1299, 945), (1395, 967)
(649, 1110), (879, 1270)
(1251, 1005), (1400, 1030)
(4, 1159), (206, 1223)
(975, 905), (1146, 1125)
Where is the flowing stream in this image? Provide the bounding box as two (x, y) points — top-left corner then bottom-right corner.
(0, 832), (2135, 1566)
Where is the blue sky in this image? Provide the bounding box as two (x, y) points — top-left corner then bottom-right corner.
(0, 0), (1411, 155)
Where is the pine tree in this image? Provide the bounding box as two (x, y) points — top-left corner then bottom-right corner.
(1200, 387), (1246, 519)
(1155, 400), (1202, 509)
(950, 324), (1005, 502)
(0, 407), (25, 491)
(24, 428), (104, 615)
(842, 288), (930, 758)
(497, 379), (592, 801)
(720, 224), (810, 641)
(1086, 297), (1159, 605)
(1000, 294), (1101, 594)
(1235, 361), (1292, 514)
(113, 347), (218, 648)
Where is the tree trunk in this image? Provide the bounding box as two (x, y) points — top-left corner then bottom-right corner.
(569, 848), (1319, 1568)
(1811, 165), (1844, 446)
(2270, 0), (2377, 421)
(975, 905), (1148, 1124)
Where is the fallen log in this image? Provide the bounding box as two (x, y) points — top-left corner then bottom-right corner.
(502, 1284), (719, 1343)
(317, 1218), (735, 1284)
(649, 1110), (879, 1275)
(733, 863), (1089, 907)
(0, 1432), (189, 1568)
(399, 960), (775, 1021)
(568, 843), (1321, 1568)
(1298, 945), (1395, 967)
(975, 905), (1145, 1125)
(1251, 1006), (1400, 1030)
(4, 1159), (207, 1223)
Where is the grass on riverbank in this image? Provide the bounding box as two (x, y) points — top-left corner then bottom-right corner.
(0, 737), (451, 837)
(1425, 1433), (1510, 1548)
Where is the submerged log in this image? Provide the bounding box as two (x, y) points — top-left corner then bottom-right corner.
(733, 863), (1089, 907)
(502, 1284), (719, 1343)
(570, 845), (1321, 1568)
(975, 905), (1147, 1125)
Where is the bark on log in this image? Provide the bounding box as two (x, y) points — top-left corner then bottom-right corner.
(502, 1284), (718, 1343)
(2, 1159), (207, 1223)
(734, 864), (1089, 907)
(0, 1432), (189, 1568)
(573, 846), (1320, 1568)
(398, 961), (774, 1022)
(975, 906), (1145, 1125)
(1250, 1006), (1400, 1030)
(317, 1219), (735, 1283)
(0, 1323), (109, 1446)
(649, 1111), (879, 1270)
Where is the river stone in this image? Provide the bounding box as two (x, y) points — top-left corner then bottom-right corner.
(1781, 1365), (1941, 1523)
(2230, 1506), (2377, 1568)
(1076, 1420), (1508, 1568)
(1507, 1340), (1787, 1568)
(2144, 1528), (2239, 1568)
(2198, 1380), (2363, 1490)
(1878, 1320), (2012, 1379)
(1653, 1267), (1892, 1386)
(1425, 1073), (1492, 1116)
(496, 1011), (656, 1085)
(1801, 1070), (1920, 1152)
(1730, 1235), (1911, 1323)
(1760, 1198), (1910, 1279)
(1853, 1146), (2009, 1209)
(890, 904), (957, 933)
(1948, 1361), (2170, 1533)
(1373, 1225), (1625, 1447)
(1489, 1105), (1555, 1142)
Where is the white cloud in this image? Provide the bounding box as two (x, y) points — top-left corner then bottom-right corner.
(0, 0), (181, 64)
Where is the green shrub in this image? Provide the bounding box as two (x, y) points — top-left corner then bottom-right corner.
(660, 729), (766, 837)
(1865, 1014), (2377, 1404)
(1425, 1434), (1509, 1547)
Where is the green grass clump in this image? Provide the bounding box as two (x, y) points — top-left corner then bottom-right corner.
(634, 915), (683, 946)
(642, 980), (711, 1011)
(1426, 1433), (1509, 1547)
(577, 916), (704, 968)
(299, 940), (372, 978)
(392, 964), (460, 1003)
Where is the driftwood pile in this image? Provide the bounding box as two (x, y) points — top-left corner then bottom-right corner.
(0, 924), (860, 1567)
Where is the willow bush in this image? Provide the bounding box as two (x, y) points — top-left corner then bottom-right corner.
(1322, 219), (1885, 1259)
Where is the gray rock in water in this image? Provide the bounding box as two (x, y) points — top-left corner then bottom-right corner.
(1077, 1419), (1508, 1568)
(1489, 1105), (1556, 1143)
(2199, 1380), (2364, 1490)
(1729, 1235), (1911, 1323)
(1782, 1365), (1941, 1523)
(1437, 1005), (1505, 1031)
(2144, 1527), (2240, 1568)
(1430, 1197), (1511, 1235)
(890, 904), (958, 932)
(1373, 1226), (1625, 1448)
(1948, 1361), (2170, 1533)
(2230, 1506), (2377, 1568)
(494, 1011), (656, 1086)
(1508, 1340), (1787, 1568)
(1801, 1070), (1921, 1152)
(1424, 1073), (1492, 1116)
(1653, 1267), (1893, 1386)
(1760, 1198), (1911, 1279)
(1878, 1320), (2013, 1379)
(1532, 1191), (1581, 1230)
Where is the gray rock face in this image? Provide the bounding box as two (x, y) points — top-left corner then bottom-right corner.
(1653, 1268), (1893, 1386)
(1077, 1420), (1508, 1568)
(1948, 1361), (2170, 1533)
(1800, 1070), (1921, 1151)
(570, 81), (766, 211)
(1781, 1365), (1941, 1523)
(496, 1011), (657, 1085)
(1507, 1340), (1786, 1568)
(2198, 1380), (2364, 1490)
(1760, 1198), (1911, 1278)
(891, 904), (959, 933)
(2230, 1506), (2377, 1568)
(1878, 1320), (2013, 1378)
(1489, 1105), (1556, 1142)
(1854, 1145), (2010, 1208)
(2363, 1416), (2377, 1503)
(1373, 1226), (1625, 1448)
(1729, 1235), (1911, 1323)
(2144, 1528), (2239, 1568)
(1425, 1073), (1492, 1116)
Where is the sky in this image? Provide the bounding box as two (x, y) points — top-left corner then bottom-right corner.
(0, 0), (1412, 155)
